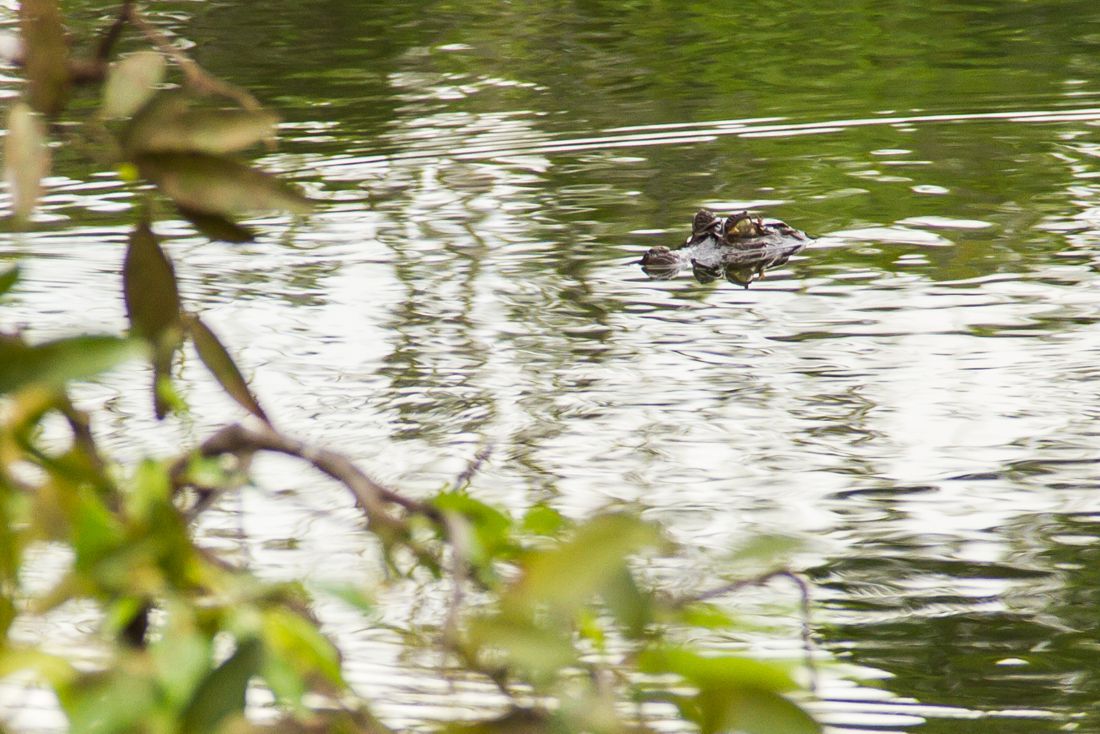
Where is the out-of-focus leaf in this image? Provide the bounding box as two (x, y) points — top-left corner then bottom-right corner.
(185, 313), (269, 423)
(123, 220), (183, 419)
(643, 647), (817, 734)
(128, 105), (280, 155)
(127, 459), (172, 524)
(154, 371), (186, 420)
(726, 533), (807, 569)
(731, 688), (821, 734)
(135, 152), (314, 217)
(671, 601), (737, 630)
(521, 504), (566, 536)
(0, 334), (141, 395)
(600, 565), (651, 638)
(151, 617), (213, 709)
(314, 583), (374, 614)
(121, 91), (191, 154)
(4, 102), (51, 224)
(123, 220), (182, 342)
(509, 514), (661, 616)
(262, 607), (344, 690)
(0, 594), (13, 638)
(683, 687), (819, 734)
(64, 669), (159, 734)
(17, 0), (69, 115)
(69, 488), (126, 571)
(181, 637), (262, 733)
(638, 646), (798, 693)
(433, 492), (513, 567)
(0, 265), (19, 297)
(445, 707), (554, 734)
(0, 647), (76, 689)
(101, 51), (166, 119)
(177, 205), (255, 243)
(466, 615), (576, 681)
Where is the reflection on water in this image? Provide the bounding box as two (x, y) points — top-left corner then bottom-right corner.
(4, 0), (1100, 731)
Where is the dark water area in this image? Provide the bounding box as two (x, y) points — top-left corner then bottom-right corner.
(3, 0), (1100, 731)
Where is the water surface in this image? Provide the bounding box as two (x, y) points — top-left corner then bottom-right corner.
(3, 1), (1100, 731)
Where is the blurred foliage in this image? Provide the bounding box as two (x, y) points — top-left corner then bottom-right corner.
(0, 2), (818, 733)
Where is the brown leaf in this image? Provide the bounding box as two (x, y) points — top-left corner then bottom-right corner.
(185, 314), (269, 423)
(176, 206), (255, 243)
(4, 102), (51, 224)
(126, 101), (280, 155)
(123, 220), (183, 419)
(135, 152), (314, 217)
(123, 220), (182, 341)
(101, 51), (166, 120)
(18, 0), (69, 115)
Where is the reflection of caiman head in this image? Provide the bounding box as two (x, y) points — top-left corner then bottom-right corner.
(639, 209), (811, 286)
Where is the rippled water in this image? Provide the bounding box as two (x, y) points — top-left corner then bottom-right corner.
(4, 0), (1100, 731)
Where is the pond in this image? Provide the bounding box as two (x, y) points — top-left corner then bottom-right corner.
(3, 0), (1100, 731)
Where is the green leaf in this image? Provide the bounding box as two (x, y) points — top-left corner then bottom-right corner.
(181, 637), (262, 734)
(135, 152), (314, 217)
(64, 670), (159, 734)
(185, 314), (269, 423)
(433, 492), (514, 568)
(101, 51), (166, 119)
(262, 607), (344, 690)
(69, 488), (126, 571)
(685, 687), (820, 734)
(154, 370), (186, 420)
(0, 265), (20, 298)
(0, 334), (141, 395)
(126, 459), (172, 524)
(17, 0), (69, 115)
(520, 504), (566, 536)
(638, 647), (799, 694)
(4, 101), (51, 224)
(510, 514), (661, 616)
(314, 582), (374, 614)
(151, 620), (213, 710)
(177, 205), (255, 243)
(0, 646), (77, 689)
(730, 688), (821, 734)
(671, 601), (737, 630)
(467, 615), (577, 681)
(600, 565), (651, 638)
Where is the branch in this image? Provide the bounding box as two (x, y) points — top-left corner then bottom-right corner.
(689, 569), (818, 693)
(452, 444), (493, 491)
(125, 4), (261, 110)
(95, 0), (133, 64)
(171, 422), (439, 533)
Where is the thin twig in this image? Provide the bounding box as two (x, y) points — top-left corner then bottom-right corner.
(170, 422), (439, 530)
(452, 444), (493, 491)
(692, 569), (819, 693)
(57, 397), (107, 476)
(125, 4), (261, 110)
(441, 511), (469, 642)
(95, 0), (133, 63)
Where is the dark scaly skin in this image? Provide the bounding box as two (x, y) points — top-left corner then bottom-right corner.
(640, 209), (810, 286)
